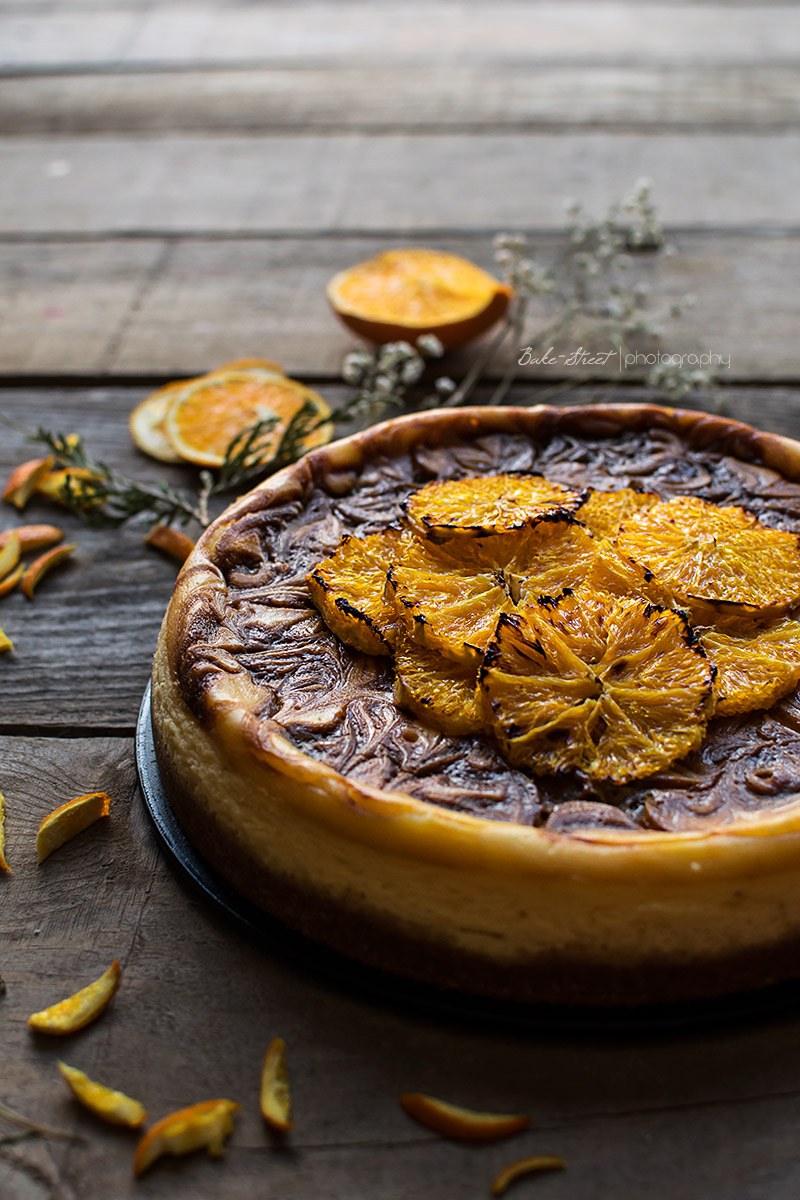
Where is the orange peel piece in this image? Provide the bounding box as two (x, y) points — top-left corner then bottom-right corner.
(327, 248), (511, 349)
(399, 1093), (529, 1141)
(0, 625), (12, 653)
(145, 523), (195, 564)
(133, 1098), (241, 1176)
(3, 458), (54, 510)
(0, 790), (9, 871)
(20, 542), (77, 600)
(28, 960), (121, 1035)
(0, 530), (20, 580)
(0, 524), (63, 556)
(260, 1036), (292, 1132)
(35, 468), (101, 508)
(36, 790), (111, 863)
(0, 562), (24, 597)
(58, 1061), (146, 1128)
(490, 1155), (566, 1196)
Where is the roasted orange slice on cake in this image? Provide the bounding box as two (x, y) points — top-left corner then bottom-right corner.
(617, 496), (800, 621)
(482, 586), (715, 782)
(393, 631), (483, 735)
(404, 474), (582, 543)
(327, 249), (512, 349)
(307, 529), (402, 655)
(699, 616), (800, 716)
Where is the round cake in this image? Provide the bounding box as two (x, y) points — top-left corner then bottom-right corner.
(151, 404), (800, 1005)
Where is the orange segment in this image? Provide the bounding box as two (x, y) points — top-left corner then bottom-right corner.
(700, 617), (800, 716)
(36, 791), (111, 863)
(166, 368), (332, 468)
(260, 1037), (292, 1132)
(58, 1062), (147, 1128)
(327, 248), (511, 349)
(617, 496), (800, 618)
(399, 1093), (529, 1142)
(482, 589), (713, 782)
(394, 632), (482, 735)
(490, 1156), (566, 1196)
(308, 530), (402, 655)
(404, 474), (581, 542)
(28, 960), (121, 1035)
(134, 1099), (240, 1176)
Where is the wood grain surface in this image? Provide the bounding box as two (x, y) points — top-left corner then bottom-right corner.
(4, 1), (800, 1197)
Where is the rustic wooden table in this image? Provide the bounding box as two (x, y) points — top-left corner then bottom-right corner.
(4, 3), (800, 1197)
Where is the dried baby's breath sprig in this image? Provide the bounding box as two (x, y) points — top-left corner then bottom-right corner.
(339, 337), (451, 418)
(0, 1097), (78, 1142)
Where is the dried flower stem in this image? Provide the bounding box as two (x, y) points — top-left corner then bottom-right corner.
(0, 1099), (78, 1142)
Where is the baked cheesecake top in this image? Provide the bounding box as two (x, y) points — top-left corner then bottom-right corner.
(174, 405), (800, 834)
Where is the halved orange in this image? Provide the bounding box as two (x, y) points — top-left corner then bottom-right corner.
(700, 617), (800, 716)
(165, 368), (332, 468)
(394, 631), (482, 735)
(327, 249), (512, 349)
(307, 530), (402, 655)
(617, 496), (800, 619)
(404, 474), (582, 543)
(482, 588), (714, 781)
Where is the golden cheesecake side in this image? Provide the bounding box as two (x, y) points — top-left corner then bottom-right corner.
(151, 404), (800, 1004)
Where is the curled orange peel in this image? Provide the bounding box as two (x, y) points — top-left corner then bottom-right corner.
(0, 790), (9, 871)
(145, 524), (195, 564)
(0, 524), (63, 555)
(0, 530), (20, 580)
(399, 1093), (530, 1141)
(3, 458), (53, 510)
(21, 543), (77, 600)
(58, 1061), (146, 1128)
(0, 626), (11, 653)
(0, 563), (24, 597)
(490, 1155), (566, 1196)
(133, 1098), (241, 1176)
(260, 1036), (292, 1132)
(35, 467), (101, 508)
(28, 960), (121, 1035)
(36, 791), (111, 863)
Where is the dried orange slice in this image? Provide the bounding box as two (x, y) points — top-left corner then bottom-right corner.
(20, 543), (77, 600)
(308, 530), (402, 655)
(3, 458), (53, 510)
(490, 1155), (566, 1196)
(145, 523), (195, 564)
(399, 1093), (529, 1141)
(129, 381), (191, 463)
(36, 791), (111, 863)
(260, 1037), (292, 1132)
(28, 960), (121, 1035)
(166, 368), (332, 468)
(394, 632), (482, 735)
(483, 588), (714, 782)
(578, 487), (658, 540)
(404, 474), (581, 543)
(617, 496), (800, 619)
(58, 1061), (146, 1128)
(0, 524), (63, 555)
(134, 1098), (240, 1176)
(700, 617), (800, 716)
(0, 790), (9, 871)
(327, 248), (511, 349)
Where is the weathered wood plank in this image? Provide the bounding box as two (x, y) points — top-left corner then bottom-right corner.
(4, 65), (800, 134)
(1, 134), (798, 235)
(1, 233), (798, 380)
(6, 732), (800, 1197)
(2, 5), (799, 71)
(2, 383), (800, 733)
